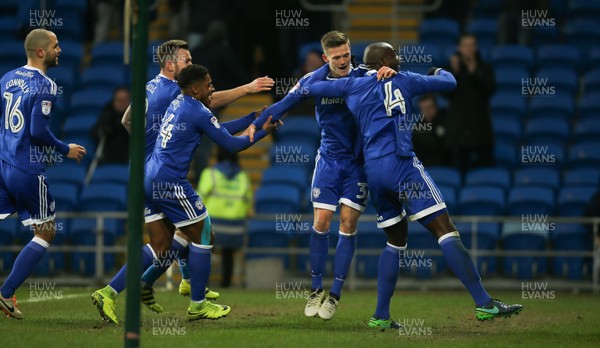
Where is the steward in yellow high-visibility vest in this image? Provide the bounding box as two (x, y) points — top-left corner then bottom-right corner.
(197, 149), (252, 287)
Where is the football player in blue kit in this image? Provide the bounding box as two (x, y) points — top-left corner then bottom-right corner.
(0, 29), (87, 319)
(248, 31), (397, 320)
(143, 64), (277, 320)
(260, 42), (524, 328)
(92, 40), (275, 323)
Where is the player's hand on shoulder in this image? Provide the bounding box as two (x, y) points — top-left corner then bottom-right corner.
(247, 76), (275, 93)
(67, 143), (87, 164)
(377, 66), (397, 80)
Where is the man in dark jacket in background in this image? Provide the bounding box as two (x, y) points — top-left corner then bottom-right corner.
(445, 34), (496, 175)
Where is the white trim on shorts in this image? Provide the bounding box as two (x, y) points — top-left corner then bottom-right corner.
(175, 185), (198, 220)
(145, 212), (167, 224)
(408, 202), (446, 221)
(313, 202), (338, 212)
(22, 214), (55, 226)
(339, 198), (366, 213)
(174, 210), (208, 228)
(0, 213), (13, 220)
(377, 210), (407, 228)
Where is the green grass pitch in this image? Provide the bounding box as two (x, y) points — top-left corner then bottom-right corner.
(2, 288), (599, 347)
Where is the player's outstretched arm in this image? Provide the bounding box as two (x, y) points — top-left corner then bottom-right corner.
(121, 105), (132, 134)
(210, 76), (275, 109)
(202, 113), (277, 153)
(408, 67), (457, 95)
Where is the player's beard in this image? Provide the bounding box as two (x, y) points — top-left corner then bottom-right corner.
(45, 54), (58, 69)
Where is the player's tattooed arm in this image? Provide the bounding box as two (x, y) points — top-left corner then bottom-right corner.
(209, 76), (275, 109)
(121, 105), (132, 134)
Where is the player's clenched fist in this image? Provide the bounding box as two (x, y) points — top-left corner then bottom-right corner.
(67, 143), (87, 163)
(246, 76), (275, 93)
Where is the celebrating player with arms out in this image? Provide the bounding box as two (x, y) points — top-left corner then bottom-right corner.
(92, 40), (275, 323)
(248, 31), (397, 320)
(296, 42), (523, 327)
(143, 64), (276, 320)
(0, 29), (86, 319)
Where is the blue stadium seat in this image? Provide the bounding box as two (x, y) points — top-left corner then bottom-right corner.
(90, 42), (126, 68)
(47, 68), (78, 92)
(437, 185), (456, 215)
(275, 117), (320, 147)
(62, 115), (97, 138)
(467, 19), (497, 48)
(536, 44), (582, 71)
(587, 47), (600, 72)
(70, 88), (113, 115)
(355, 222), (386, 278)
(458, 186), (505, 216)
(246, 219), (290, 266)
(426, 167), (461, 190)
(583, 69), (600, 94)
(492, 118), (521, 144)
(351, 41), (371, 64)
(80, 67), (127, 90)
(56, 0), (87, 12)
(465, 168), (510, 190)
(513, 167), (560, 191)
(494, 67), (529, 94)
(528, 94), (574, 120)
(534, 68), (579, 96)
(69, 218), (118, 276)
(51, 183), (80, 212)
(490, 92), (527, 120)
(90, 164), (130, 186)
(54, 9), (86, 42)
(502, 223), (548, 279)
(400, 44), (443, 72)
(568, 141), (600, 169)
(0, 17), (18, 39)
(564, 20), (600, 49)
(45, 163), (87, 188)
(0, 40), (23, 66)
(524, 118), (570, 144)
(419, 19), (460, 46)
(564, 168), (600, 187)
(403, 222), (445, 278)
(260, 166), (307, 193)
(578, 93), (600, 120)
(557, 186), (597, 216)
(494, 141), (518, 169)
(531, 26), (560, 49)
(521, 141), (565, 168)
(255, 184), (302, 214)
(507, 186), (555, 215)
(551, 223), (592, 279)
(55, 40), (83, 69)
(269, 140), (317, 175)
(491, 46), (533, 71)
(573, 119), (600, 143)
(62, 136), (96, 167)
(80, 183), (127, 212)
(455, 222), (500, 275)
(568, 0), (600, 21)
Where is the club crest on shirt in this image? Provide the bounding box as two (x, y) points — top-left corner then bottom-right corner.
(312, 187), (321, 199)
(195, 198), (204, 211)
(210, 116), (220, 129)
(41, 100), (52, 115)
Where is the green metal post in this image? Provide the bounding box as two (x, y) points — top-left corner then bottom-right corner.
(124, 0), (148, 347)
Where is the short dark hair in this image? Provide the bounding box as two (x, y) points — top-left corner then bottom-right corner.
(419, 93), (437, 105)
(177, 64), (209, 89)
(320, 31), (350, 53)
(156, 39), (189, 68)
